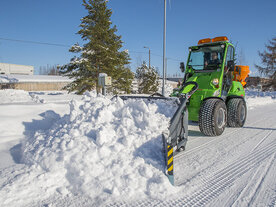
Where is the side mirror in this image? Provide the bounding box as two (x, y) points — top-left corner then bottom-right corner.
(227, 60), (235, 71)
(180, 62), (185, 73)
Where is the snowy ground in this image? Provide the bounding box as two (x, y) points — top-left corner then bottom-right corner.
(0, 89), (275, 207)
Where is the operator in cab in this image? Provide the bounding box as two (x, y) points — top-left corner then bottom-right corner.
(204, 52), (220, 68)
(210, 52), (220, 65)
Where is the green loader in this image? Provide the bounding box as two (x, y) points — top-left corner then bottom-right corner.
(163, 36), (250, 185)
(171, 36), (250, 136)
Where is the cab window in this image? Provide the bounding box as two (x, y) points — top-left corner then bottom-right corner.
(226, 46), (234, 62)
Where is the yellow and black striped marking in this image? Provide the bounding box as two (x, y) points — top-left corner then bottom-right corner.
(167, 145), (173, 175)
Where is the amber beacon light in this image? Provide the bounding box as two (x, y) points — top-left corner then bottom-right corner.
(198, 38), (211, 45)
(212, 36), (229, 43)
(198, 36), (229, 45)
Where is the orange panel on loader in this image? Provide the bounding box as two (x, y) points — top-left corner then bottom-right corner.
(233, 65), (250, 86)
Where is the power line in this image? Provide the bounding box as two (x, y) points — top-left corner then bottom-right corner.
(128, 50), (146, 54)
(0, 37), (71, 47)
(151, 52), (182, 62)
(129, 51), (182, 62)
(0, 37), (183, 62)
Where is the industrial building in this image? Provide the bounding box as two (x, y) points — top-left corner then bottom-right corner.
(0, 63), (34, 75)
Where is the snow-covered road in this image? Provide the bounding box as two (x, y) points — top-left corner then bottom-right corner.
(0, 89), (275, 207)
(107, 103), (276, 207)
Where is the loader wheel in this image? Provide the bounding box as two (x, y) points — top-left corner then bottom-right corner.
(227, 98), (247, 127)
(199, 99), (227, 136)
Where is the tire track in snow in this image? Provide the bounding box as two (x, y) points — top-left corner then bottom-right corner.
(250, 130), (274, 152)
(107, 130), (276, 207)
(174, 127), (273, 187)
(178, 139), (276, 207)
(206, 129), (275, 178)
(269, 196), (276, 207)
(173, 114), (276, 205)
(186, 106), (275, 145)
(179, 113), (276, 158)
(229, 153), (276, 207)
(174, 114), (276, 187)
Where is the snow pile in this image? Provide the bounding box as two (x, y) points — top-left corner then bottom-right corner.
(28, 91), (82, 104)
(245, 89), (276, 109)
(0, 89), (39, 103)
(0, 74), (72, 83)
(5, 92), (178, 205)
(158, 82), (174, 97)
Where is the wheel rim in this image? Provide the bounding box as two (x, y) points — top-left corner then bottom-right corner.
(217, 108), (226, 129)
(240, 104), (246, 122)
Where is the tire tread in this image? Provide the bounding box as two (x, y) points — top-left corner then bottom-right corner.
(199, 99), (226, 136)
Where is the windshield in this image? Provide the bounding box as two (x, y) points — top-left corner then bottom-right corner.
(188, 45), (225, 71)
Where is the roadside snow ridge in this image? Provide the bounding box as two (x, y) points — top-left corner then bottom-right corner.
(6, 92), (178, 205)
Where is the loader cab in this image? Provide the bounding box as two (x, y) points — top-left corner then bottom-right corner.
(186, 36), (234, 73)
(187, 44), (225, 72)
(184, 36), (235, 93)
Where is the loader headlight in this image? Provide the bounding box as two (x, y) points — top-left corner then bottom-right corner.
(212, 78), (219, 86)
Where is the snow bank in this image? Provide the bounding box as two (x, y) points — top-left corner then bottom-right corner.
(0, 89), (42, 103)
(1, 92), (178, 206)
(0, 89), (78, 104)
(245, 89), (276, 109)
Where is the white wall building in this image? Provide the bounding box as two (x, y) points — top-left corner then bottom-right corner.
(0, 63), (34, 75)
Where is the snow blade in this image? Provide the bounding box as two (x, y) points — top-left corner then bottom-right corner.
(162, 97), (188, 185)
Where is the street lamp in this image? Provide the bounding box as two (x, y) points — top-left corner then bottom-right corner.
(162, 0), (167, 96)
(143, 46), (151, 69)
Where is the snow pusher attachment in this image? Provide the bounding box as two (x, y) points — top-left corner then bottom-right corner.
(162, 97), (188, 185)
(162, 81), (198, 185)
(116, 82), (198, 185)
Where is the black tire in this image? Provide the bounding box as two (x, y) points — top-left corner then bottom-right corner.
(199, 99), (227, 136)
(227, 98), (247, 127)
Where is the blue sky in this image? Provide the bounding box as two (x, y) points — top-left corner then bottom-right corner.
(0, 0), (275, 76)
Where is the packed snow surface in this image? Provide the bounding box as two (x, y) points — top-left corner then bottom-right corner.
(0, 89), (276, 206)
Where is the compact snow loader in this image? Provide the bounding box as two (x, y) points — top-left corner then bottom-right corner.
(163, 36), (250, 185)
(171, 36), (250, 136)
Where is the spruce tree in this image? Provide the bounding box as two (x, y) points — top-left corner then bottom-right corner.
(61, 0), (133, 94)
(135, 61), (159, 94)
(255, 37), (276, 90)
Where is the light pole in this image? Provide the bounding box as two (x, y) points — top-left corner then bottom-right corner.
(165, 57), (167, 84)
(143, 46), (151, 69)
(162, 0), (167, 96)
